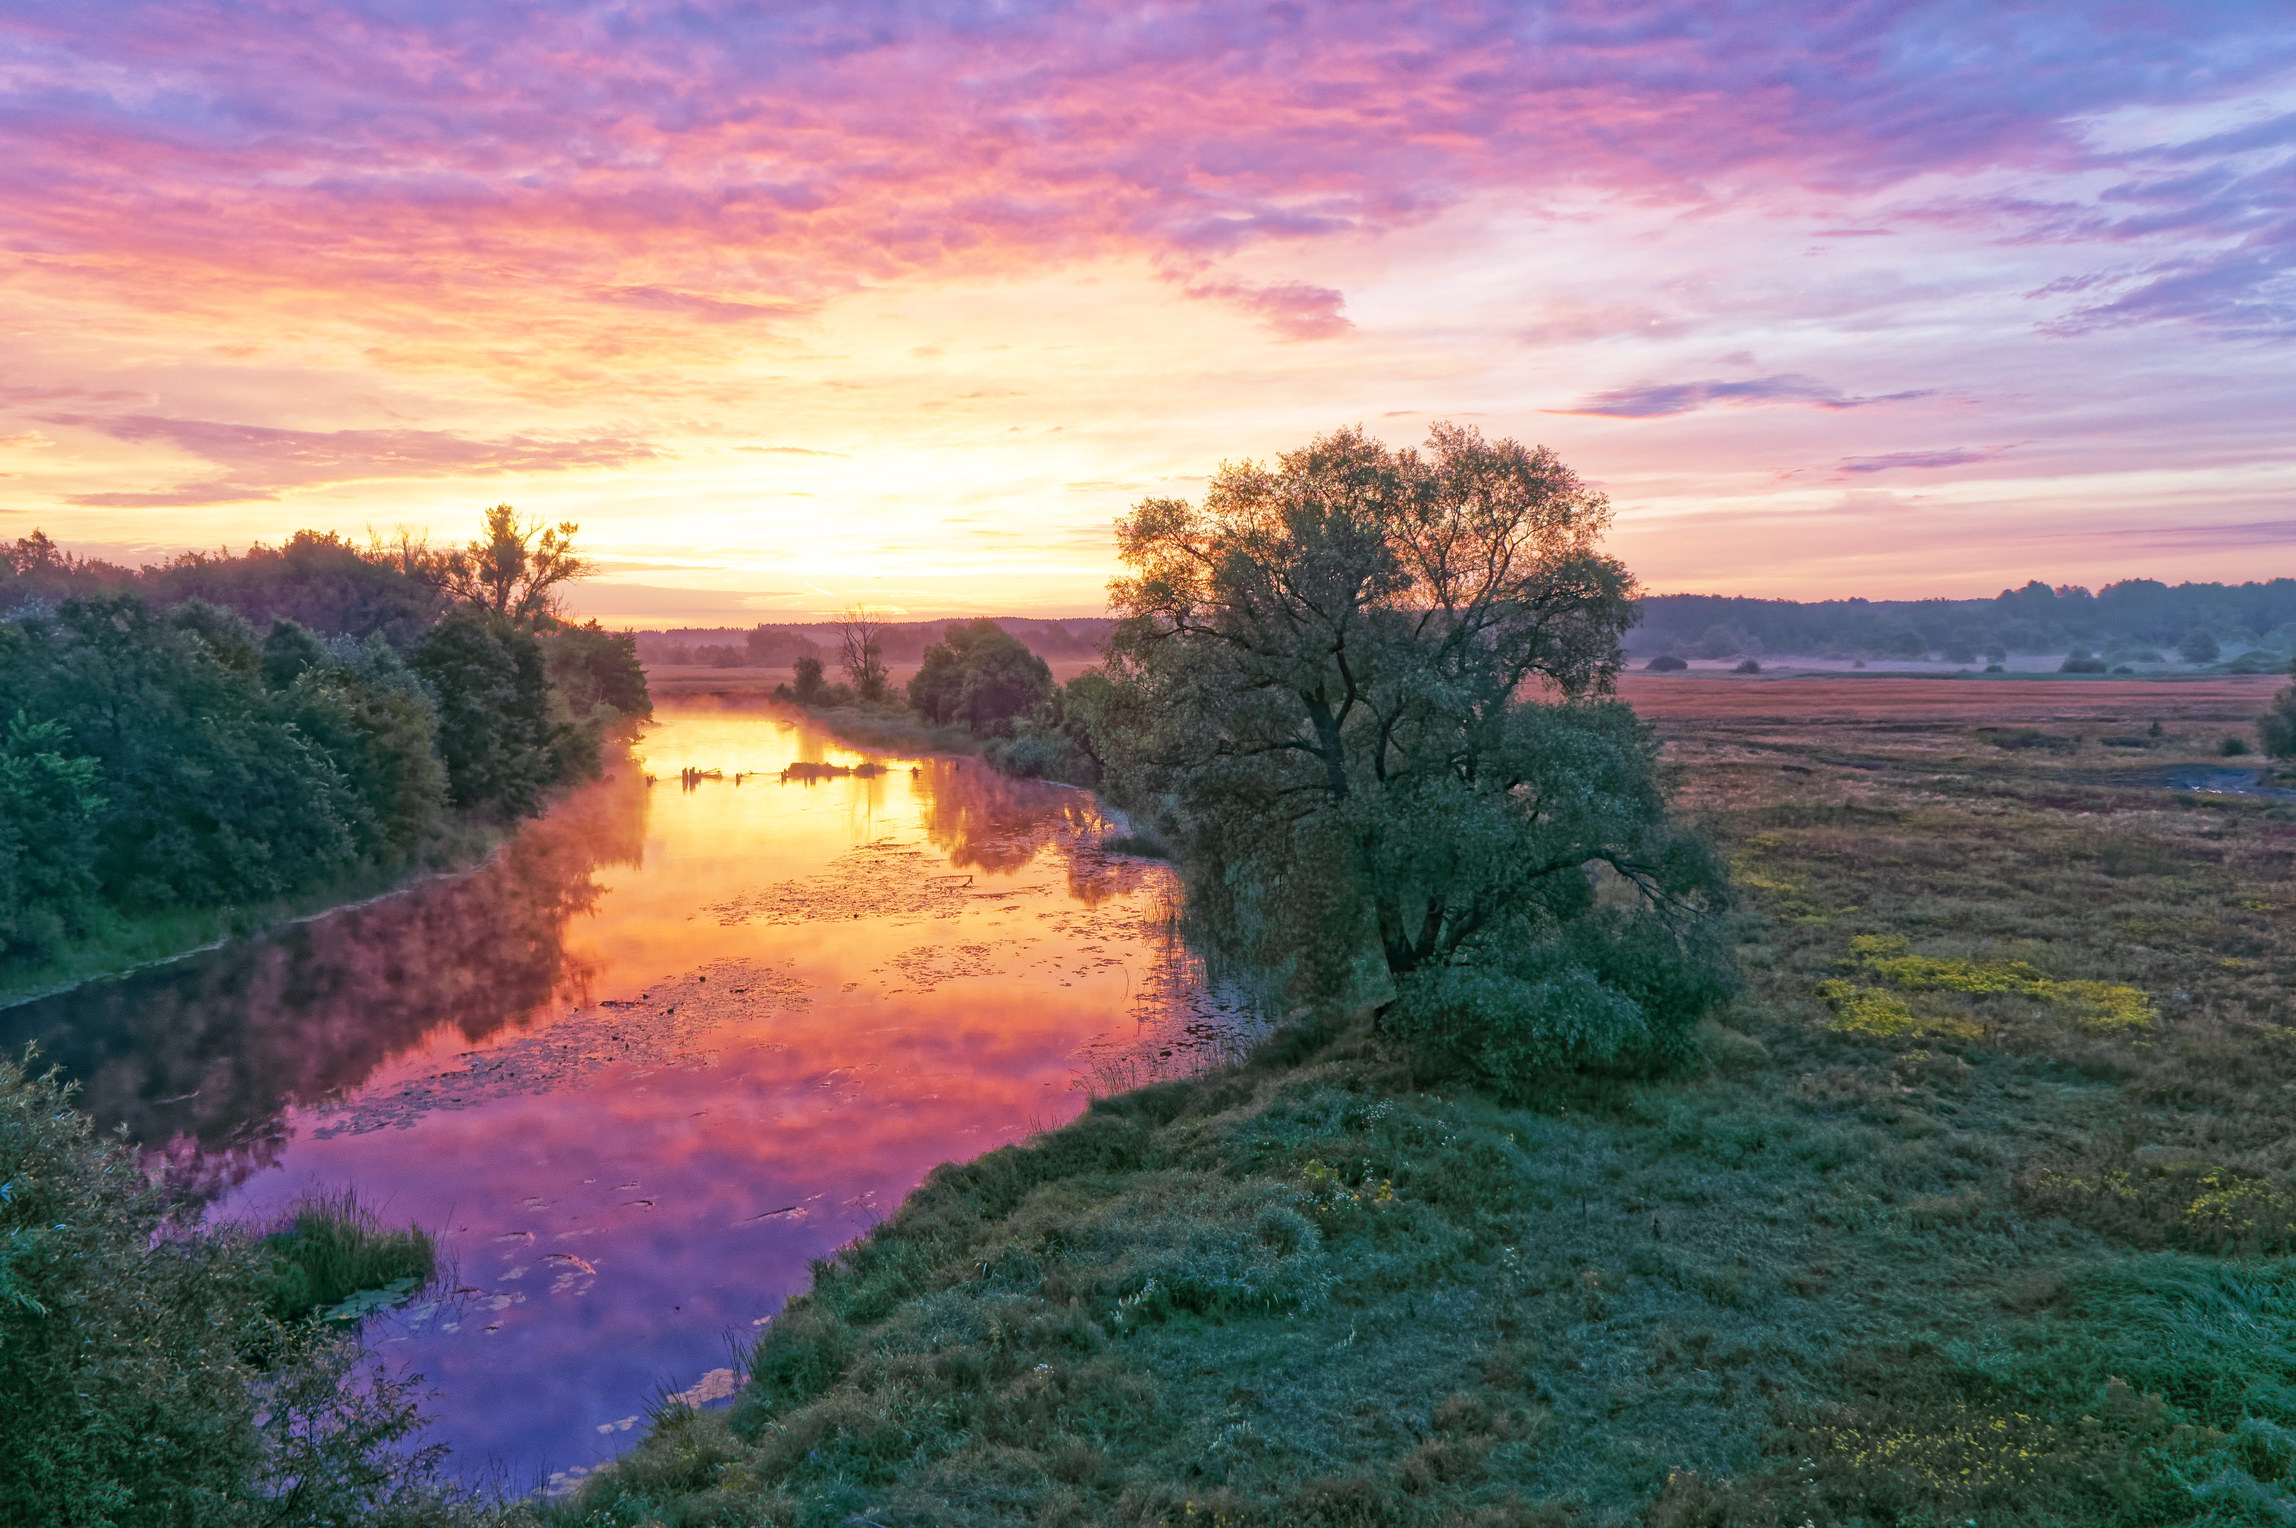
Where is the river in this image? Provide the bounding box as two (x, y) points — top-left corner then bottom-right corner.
(0, 702), (1248, 1492)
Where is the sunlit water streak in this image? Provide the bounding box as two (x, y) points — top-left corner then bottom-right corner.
(0, 703), (1252, 1490)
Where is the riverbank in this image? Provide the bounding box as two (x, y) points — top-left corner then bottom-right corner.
(0, 824), (503, 1009)
(557, 682), (2296, 1526)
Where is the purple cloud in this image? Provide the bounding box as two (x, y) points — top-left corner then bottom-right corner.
(1838, 447), (2003, 473)
(1549, 375), (1931, 419)
(2, 3), (2291, 334)
(1182, 279), (1353, 340)
(45, 415), (658, 507)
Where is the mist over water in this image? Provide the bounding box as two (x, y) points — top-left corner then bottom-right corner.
(0, 703), (1250, 1490)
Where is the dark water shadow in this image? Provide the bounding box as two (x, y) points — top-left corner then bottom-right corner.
(0, 766), (648, 1198)
(2144, 765), (2296, 800)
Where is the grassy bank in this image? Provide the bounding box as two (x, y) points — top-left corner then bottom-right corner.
(550, 686), (2296, 1527)
(0, 824), (502, 1008)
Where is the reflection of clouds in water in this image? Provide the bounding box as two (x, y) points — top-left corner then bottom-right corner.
(0, 760), (650, 1198)
(703, 841), (976, 926)
(309, 959), (809, 1138)
(18, 704), (1262, 1482)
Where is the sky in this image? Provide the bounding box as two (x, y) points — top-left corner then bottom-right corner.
(3, 1), (2293, 624)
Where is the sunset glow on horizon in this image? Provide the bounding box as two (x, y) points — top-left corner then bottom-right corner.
(5, 3), (2294, 623)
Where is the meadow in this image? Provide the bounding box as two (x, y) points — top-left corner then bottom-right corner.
(550, 670), (2296, 1527)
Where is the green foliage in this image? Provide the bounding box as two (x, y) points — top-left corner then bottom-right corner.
(908, 619), (1054, 737)
(0, 1055), (451, 1527)
(987, 672), (1117, 785)
(409, 612), (566, 818)
(0, 508), (622, 990)
(1101, 422), (1732, 1087)
(431, 505), (590, 628)
(0, 596), (363, 910)
(2180, 629), (2223, 664)
(253, 1193), (437, 1325)
(261, 618), (331, 690)
(789, 655), (829, 705)
(541, 621), (652, 732)
(2259, 667), (2296, 759)
(0, 716), (105, 961)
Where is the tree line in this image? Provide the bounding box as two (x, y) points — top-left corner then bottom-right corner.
(1635, 581), (2296, 665)
(0, 509), (647, 973)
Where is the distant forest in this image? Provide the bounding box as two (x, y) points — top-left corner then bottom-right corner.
(1630, 580), (2296, 665)
(632, 580), (2296, 671)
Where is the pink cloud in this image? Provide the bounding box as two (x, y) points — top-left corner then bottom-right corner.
(45, 414), (658, 506)
(1, 3), (2289, 336)
(1549, 375), (1932, 418)
(1182, 278), (1353, 339)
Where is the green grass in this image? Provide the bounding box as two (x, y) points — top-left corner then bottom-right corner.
(253, 1191), (440, 1325)
(546, 699), (2296, 1527)
(0, 820), (499, 1007)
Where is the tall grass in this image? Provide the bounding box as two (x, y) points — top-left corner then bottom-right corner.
(0, 1055), (466, 1527)
(254, 1190), (439, 1323)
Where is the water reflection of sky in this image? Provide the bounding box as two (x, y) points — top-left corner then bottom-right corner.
(0, 703), (1247, 1490)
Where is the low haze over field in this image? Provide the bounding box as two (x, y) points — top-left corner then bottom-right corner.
(4, 3), (2293, 618)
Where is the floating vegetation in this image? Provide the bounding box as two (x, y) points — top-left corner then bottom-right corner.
(777, 759), (888, 781)
(310, 958), (811, 1137)
(705, 840), (994, 925)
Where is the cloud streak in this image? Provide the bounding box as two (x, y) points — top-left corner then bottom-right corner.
(1550, 376), (1932, 419)
(46, 415), (657, 507)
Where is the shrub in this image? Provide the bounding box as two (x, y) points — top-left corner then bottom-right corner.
(409, 611), (564, 817)
(908, 620), (1054, 737)
(1733, 657), (1762, 674)
(1644, 654), (1688, 672)
(0, 1056), (448, 1526)
(0, 715), (104, 961)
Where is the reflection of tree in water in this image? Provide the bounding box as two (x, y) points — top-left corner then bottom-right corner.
(910, 759), (1151, 908)
(0, 764), (647, 1200)
(913, 760), (1092, 873)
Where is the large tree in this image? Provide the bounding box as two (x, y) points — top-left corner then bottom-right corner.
(907, 619), (1053, 736)
(1102, 423), (1731, 1084)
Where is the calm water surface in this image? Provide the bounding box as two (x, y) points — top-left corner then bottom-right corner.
(0, 703), (1245, 1490)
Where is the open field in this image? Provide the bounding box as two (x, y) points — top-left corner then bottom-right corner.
(561, 673), (2296, 1527)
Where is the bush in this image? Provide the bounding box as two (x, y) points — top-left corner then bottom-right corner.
(409, 612), (564, 817)
(0, 715), (104, 961)
(0, 1055), (448, 1527)
(774, 653), (826, 706)
(1732, 657), (1761, 674)
(2061, 649), (2109, 673)
(908, 620), (1053, 737)
(1644, 654), (1688, 672)
(2262, 669), (2296, 759)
